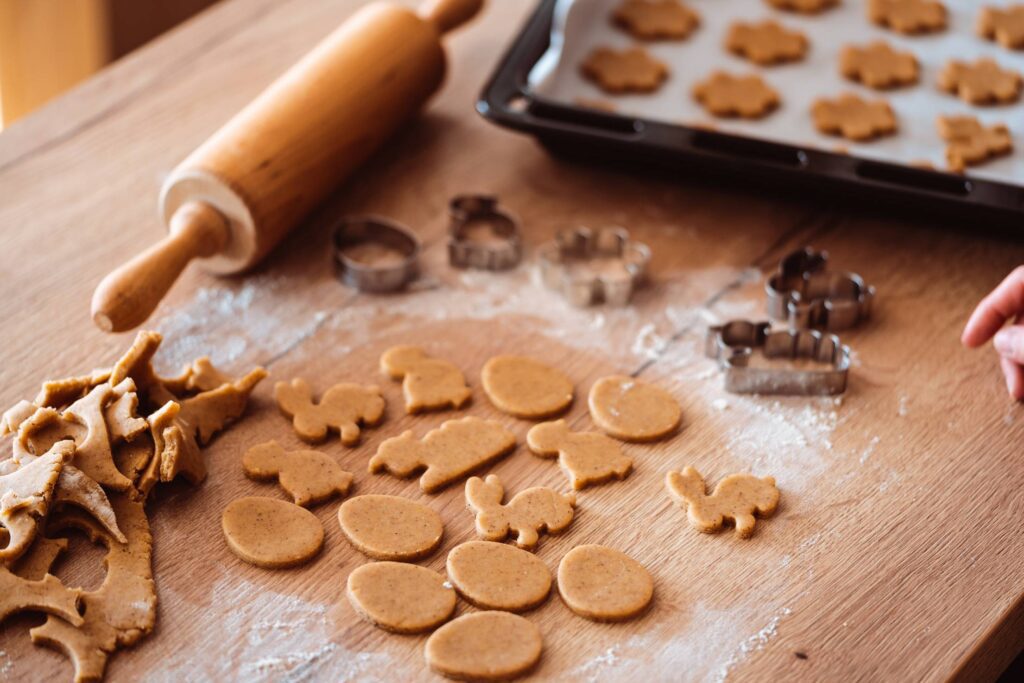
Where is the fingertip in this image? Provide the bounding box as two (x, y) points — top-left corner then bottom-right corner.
(1000, 357), (1024, 401)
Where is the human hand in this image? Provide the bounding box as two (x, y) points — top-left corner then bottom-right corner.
(962, 266), (1024, 400)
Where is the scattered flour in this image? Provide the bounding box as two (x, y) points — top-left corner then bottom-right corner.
(897, 395), (909, 417)
(0, 650), (12, 677)
(714, 607), (793, 683)
(859, 436), (882, 464)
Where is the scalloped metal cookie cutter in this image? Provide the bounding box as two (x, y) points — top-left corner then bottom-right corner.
(447, 195), (522, 270)
(766, 247), (875, 331)
(332, 216), (420, 292)
(705, 320), (851, 395)
(536, 226), (650, 306)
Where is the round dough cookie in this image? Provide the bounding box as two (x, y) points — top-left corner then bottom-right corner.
(338, 494), (444, 561)
(222, 497), (324, 569)
(446, 541), (552, 612)
(587, 375), (681, 441)
(425, 611), (543, 681)
(347, 561), (456, 633)
(557, 544), (653, 622)
(481, 355), (574, 419)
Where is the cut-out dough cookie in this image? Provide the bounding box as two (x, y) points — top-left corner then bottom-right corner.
(812, 94), (897, 141)
(274, 378), (384, 445)
(243, 440), (353, 507)
(481, 356), (574, 419)
(937, 115), (1013, 172)
(347, 561), (456, 633)
(526, 420), (632, 490)
(764, 0), (838, 13)
(693, 72), (780, 119)
(665, 466), (780, 538)
(938, 58), (1022, 105)
(338, 494), (444, 561)
(0, 441), (72, 564)
(446, 541), (551, 612)
(978, 6), (1024, 49)
(725, 20), (808, 66)
(557, 545), (653, 622)
(381, 346), (472, 414)
(840, 41), (919, 89)
(222, 497), (324, 568)
(466, 474), (576, 550)
(580, 46), (669, 94)
(868, 0), (947, 34)
(425, 611), (543, 681)
(612, 0), (700, 40)
(370, 416), (516, 493)
(588, 375), (681, 442)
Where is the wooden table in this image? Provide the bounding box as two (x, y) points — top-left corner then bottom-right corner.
(1, 0), (1022, 680)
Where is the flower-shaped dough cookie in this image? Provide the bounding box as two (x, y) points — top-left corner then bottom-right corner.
(812, 94), (897, 141)
(693, 72), (780, 118)
(581, 46), (669, 93)
(937, 116), (1013, 172)
(764, 0), (838, 14)
(840, 41), (919, 89)
(725, 20), (809, 66)
(868, 0), (947, 34)
(977, 6), (1024, 50)
(612, 0), (700, 40)
(938, 58), (1022, 105)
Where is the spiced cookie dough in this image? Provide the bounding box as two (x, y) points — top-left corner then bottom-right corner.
(840, 41), (919, 89)
(612, 0), (700, 41)
(937, 116), (1013, 171)
(938, 58), (1022, 105)
(812, 94), (897, 141)
(581, 46), (669, 94)
(693, 72), (780, 119)
(665, 466), (780, 538)
(557, 545), (653, 622)
(347, 562), (456, 633)
(725, 20), (809, 66)
(977, 5), (1024, 50)
(446, 541), (552, 612)
(466, 474), (576, 550)
(868, 0), (947, 34)
(243, 440), (353, 507)
(481, 355), (573, 419)
(381, 346), (472, 414)
(338, 494), (444, 561)
(764, 0), (838, 13)
(425, 611), (543, 681)
(588, 375), (681, 442)
(527, 420), (632, 490)
(274, 378), (384, 445)
(222, 496), (324, 568)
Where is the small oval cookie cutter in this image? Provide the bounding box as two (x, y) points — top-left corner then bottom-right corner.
(447, 195), (522, 270)
(766, 247), (875, 331)
(332, 216), (420, 292)
(705, 319), (851, 396)
(536, 226), (650, 306)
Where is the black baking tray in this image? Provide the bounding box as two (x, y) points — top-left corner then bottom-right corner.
(477, 0), (1024, 228)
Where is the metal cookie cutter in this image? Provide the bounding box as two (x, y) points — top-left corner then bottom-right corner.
(705, 320), (851, 396)
(447, 195), (522, 270)
(332, 216), (420, 292)
(537, 226), (650, 306)
(766, 247), (875, 331)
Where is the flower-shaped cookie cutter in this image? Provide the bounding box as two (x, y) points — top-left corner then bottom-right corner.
(766, 247), (875, 331)
(705, 319), (851, 395)
(536, 227), (650, 306)
(332, 216), (420, 292)
(447, 195), (522, 270)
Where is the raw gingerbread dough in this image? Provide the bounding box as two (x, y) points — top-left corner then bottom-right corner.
(811, 94), (897, 141)
(868, 0), (947, 34)
(526, 420), (632, 490)
(347, 561), (456, 633)
(665, 466), (780, 538)
(274, 378), (384, 445)
(446, 541), (551, 612)
(725, 20), (809, 66)
(0, 566), (82, 629)
(937, 115), (1014, 171)
(465, 474), (576, 550)
(580, 46), (670, 94)
(978, 5), (1024, 49)
(840, 41), (919, 89)
(588, 375), (681, 442)
(557, 545), (653, 622)
(243, 440), (353, 507)
(338, 494), (444, 561)
(425, 611), (543, 681)
(380, 346), (472, 414)
(764, 0), (838, 13)
(0, 441), (72, 564)
(369, 416), (516, 493)
(481, 355), (574, 419)
(693, 72), (780, 119)
(612, 0), (700, 41)
(222, 496), (324, 568)
(938, 58), (1022, 105)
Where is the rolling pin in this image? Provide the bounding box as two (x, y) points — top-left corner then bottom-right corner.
(91, 0), (483, 332)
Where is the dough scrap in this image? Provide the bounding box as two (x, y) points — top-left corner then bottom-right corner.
(56, 382), (138, 492)
(693, 71), (780, 119)
(53, 464), (127, 544)
(665, 466), (780, 538)
(481, 356), (574, 419)
(587, 375), (681, 442)
(425, 611), (542, 681)
(0, 441), (72, 564)
(380, 346), (471, 414)
(526, 420), (632, 490)
(338, 494), (444, 561)
(840, 41), (919, 89)
(977, 6), (1024, 49)
(811, 93), (897, 141)
(937, 115), (1014, 172)
(243, 440), (353, 507)
(369, 416), (516, 493)
(465, 474), (576, 550)
(446, 541), (551, 612)
(580, 46), (669, 94)
(725, 20), (808, 66)
(0, 567), (82, 628)
(557, 545), (653, 622)
(347, 561), (456, 633)
(612, 0), (700, 41)
(34, 369), (112, 409)
(274, 378), (384, 445)
(764, 0), (838, 14)
(177, 367), (267, 446)
(11, 535), (68, 581)
(938, 58), (1022, 105)
(868, 0), (947, 34)
(222, 497), (324, 569)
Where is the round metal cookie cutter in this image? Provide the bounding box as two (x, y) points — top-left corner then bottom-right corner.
(332, 216), (420, 292)
(447, 195), (522, 270)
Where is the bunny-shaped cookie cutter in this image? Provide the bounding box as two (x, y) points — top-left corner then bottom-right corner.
(766, 247), (874, 331)
(447, 195), (522, 270)
(536, 226), (650, 306)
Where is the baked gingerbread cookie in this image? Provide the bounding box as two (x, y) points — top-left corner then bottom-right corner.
(612, 0), (700, 41)
(526, 420), (633, 490)
(693, 72), (780, 119)
(380, 346), (472, 414)
(840, 41), (919, 89)
(665, 466), (780, 538)
(937, 115), (1013, 172)
(764, 0), (838, 13)
(725, 20), (809, 66)
(465, 474), (576, 550)
(977, 5), (1024, 50)
(274, 378), (384, 445)
(481, 355), (573, 419)
(425, 611), (543, 681)
(557, 545), (653, 622)
(446, 541), (552, 612)
(867, 0), (947, 34)
(347, 561), (456, 633)
(811, 94), (897, 141)
(242, 440), (353, 507)
(588, 375), (682, 442)
(938, 58), (1022, 105)
(581, 46), (669, 94)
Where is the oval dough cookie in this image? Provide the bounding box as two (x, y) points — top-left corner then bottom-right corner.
(557, 544), (653, 622)
(347, 561), (456, 633)
(338, 494), (443, 561)
(446, 541), (551, 612)
(587, 375), (681, 441)
(425, 611), (543, 681)
(221, 497), (324, 569)
(481, 356), (574, 419)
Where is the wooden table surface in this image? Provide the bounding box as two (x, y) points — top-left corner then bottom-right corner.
(1, 0), (1023, 681)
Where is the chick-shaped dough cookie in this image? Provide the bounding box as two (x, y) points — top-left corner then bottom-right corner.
(275, 378), (385, 445)
(665, 466), (780, 538)
(465, 474), (576, 551)
(526, 420), (632, 490)
(380, 346), (472, 414)
(243, 440), (353, 507)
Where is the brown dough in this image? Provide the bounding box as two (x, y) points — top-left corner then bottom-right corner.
(725, 20), (809, 66)
(380, 346), (472, 414)
(465, 474), (576, 550)
(53, 464), (127, 544)
(665, 466), (780, 538)
(274, 378), (384, 445)
(425, 611), (543, 681)
(764, 0), (838, 13)
(347, 561), (456, 633)
(446, 541), (551, 612)
(222, 497), (324, 568)
(0, 567), (82, 629)
(0, 441), (72, 564)
(938, 58), (1022, 105)
(812, 94), (897, 141)
(868, 0), (947, 34)
(338, 494), (444, 561)
(33, 369), (112, 409)
(480, 355), (574, 419)
(587, 375), (681, 442)
(978, 6), (1024, 49)
(369, 416), (516, 493)
(937, 115), (1014, 172)
(176, 367), (267, 446)
(840, 41), (919, 89)
(526, 420), (632, 490)
(580, 46), (669, 94)
(243, 440), (353, 507)
(10, 535), (68, 581)
(693, 72), (780, 119)
(557, 545), (653, 622)
(612, 0), (700, 41)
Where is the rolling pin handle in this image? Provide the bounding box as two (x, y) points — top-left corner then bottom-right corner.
(91, 201), (229, 332)
(419, 0), (484, 34)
